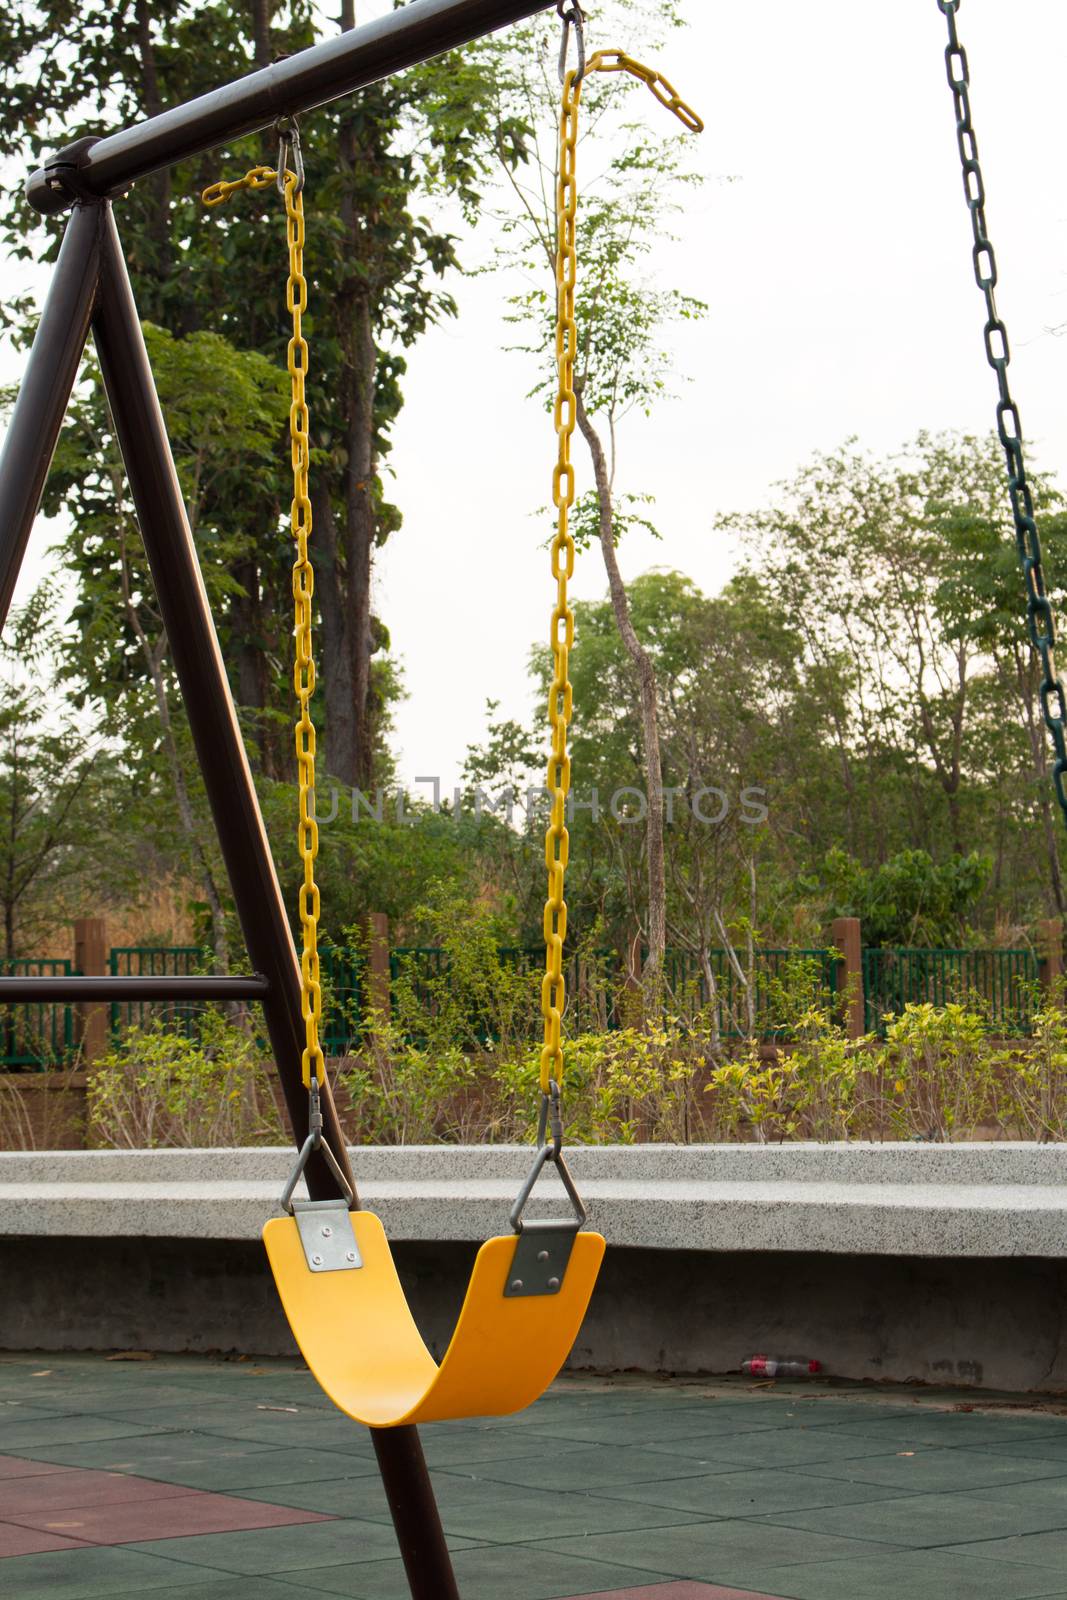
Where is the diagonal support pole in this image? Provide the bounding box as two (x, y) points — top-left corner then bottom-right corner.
(0, 202), (103, 625)
(90, 200), (350, 1200)
(88, 201), (460, 1600)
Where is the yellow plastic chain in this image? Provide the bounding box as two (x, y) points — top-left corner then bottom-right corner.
(203, 163), (325, 1090)
(540, 51), (702, 1096)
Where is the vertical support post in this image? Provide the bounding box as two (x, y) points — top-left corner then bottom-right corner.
(1040, 917), (1063, 998)
(366, 912), (390, 1018)
(832, 916), (864, 1040)
(73, 918), (108, 1062)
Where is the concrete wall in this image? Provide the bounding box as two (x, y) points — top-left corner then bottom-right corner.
(4, 1234), (1067, 1394)
(7, 1144), (1067, 1393)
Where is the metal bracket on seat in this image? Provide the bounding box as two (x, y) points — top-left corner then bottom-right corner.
(292, 1199), (362, 1273)
(503, 1222), (578, 1298)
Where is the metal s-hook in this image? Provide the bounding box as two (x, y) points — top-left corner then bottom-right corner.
(279, 1074), (356, 1215)
(275, 115), (304, 196)
(557, 1), (586, 86)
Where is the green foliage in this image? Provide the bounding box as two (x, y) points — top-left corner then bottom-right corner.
(0, 583), (122, 956)
(87, 1011), (283, 1149)
(382, 882), (537, 1057)
(819, 847), (992, 947)
(993, 987), (1067, 1141)
(879, 1002), (993, 1141)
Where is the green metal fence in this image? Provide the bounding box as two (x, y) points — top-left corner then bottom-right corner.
(862, 946), (1039, 1036)
(109, 944), (208, 1040)
(388, 944), (837, 1040)
(0, 958), (77, 1067)
(0, 941), (1051, 1067)
(106, 944), (365, 1056)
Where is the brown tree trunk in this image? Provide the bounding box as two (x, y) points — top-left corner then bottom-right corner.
(315, 0), (376, 790)
(574, 387), (666, 991)
(133, 0), (173, 305)
(1014, 644), (1066, 916)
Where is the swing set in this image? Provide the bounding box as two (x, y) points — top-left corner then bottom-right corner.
(0, 1), (1062, 1597)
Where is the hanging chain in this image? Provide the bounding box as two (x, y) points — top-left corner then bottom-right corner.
(539, 28), (703, 1101)
(936, 0), (1067, 825)
(203, 136), (325, 1091)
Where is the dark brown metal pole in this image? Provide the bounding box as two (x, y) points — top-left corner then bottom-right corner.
(373, 1425), (462, 1600)
(0, 203), (103, 624)
(26, 0), (556, 215)
(0, 976), (270, 1001)
(89, 202), (460, 1600)
(89, 202), (351, 1206)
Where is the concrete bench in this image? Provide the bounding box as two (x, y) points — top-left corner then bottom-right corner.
(3, 1143), (1067, 1256)
(3, 1144), (1067, 1390)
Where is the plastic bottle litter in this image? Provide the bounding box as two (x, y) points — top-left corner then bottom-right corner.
(741, 1356), (822, 1379)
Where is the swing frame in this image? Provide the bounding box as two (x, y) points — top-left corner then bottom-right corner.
(0, 5), (557, 1599)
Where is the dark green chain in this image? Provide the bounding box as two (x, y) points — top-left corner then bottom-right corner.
(937, 0), (1067, 823)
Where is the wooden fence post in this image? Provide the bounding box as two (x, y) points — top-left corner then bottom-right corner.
(366, 913), (390, 1019)
(1040, 917), (1063, 998)
(73, 917), (108, 1063)
(832, 916), (865, 1040)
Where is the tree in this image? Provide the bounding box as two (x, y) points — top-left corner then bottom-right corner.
(0, 0), (525, 795)
(483, 0), (706, 994)
(0, 585), (117, 960)
(726, 432), (1067, 927)
(44, 327), (290, 966)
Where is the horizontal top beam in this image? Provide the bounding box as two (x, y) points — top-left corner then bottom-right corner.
(27, 0), (555, 215)
(0, 976), (270, 1002)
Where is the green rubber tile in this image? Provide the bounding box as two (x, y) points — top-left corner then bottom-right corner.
(301, 1545), (677, 1599)
(810, 1445), (1067, 1493)
(462, 1444), (726, 1492)
(829, 1413), (1067, 1448)
(11, 1432), (275, 1473)
(587, 1466), (915, 1518)
(646, 1428), (910, 1471)
(420, 1428), (591, 1469)
(520, 1410), (780, 1449)
(0, 1544), (228, 1597)
(0, 1418), (172, 1451)
(973, 1476), (1067, 1512)
(0, 1406), (78, 1427)
(945, 1528), (1067, 1569)
(758, 1487), (1067, 1548)
(188, 1414), (384, 1453)
(74, 1583), (345, 1600)
(983, 1437), (1067, 1464)
(129, 1516), (478, 1573)
(744, 1548), (1067, 1599)
(664, 1401), (920, 1432)
(77, 1401), (311, 1430)
(234, 1472), (703, 1542)
(74, 1388), (248, 1417)
(536, 1518), (902, 1583)
(132, 1444), (384, 1494)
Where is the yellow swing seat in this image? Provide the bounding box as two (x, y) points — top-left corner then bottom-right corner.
(263, 1208), (605, 1428)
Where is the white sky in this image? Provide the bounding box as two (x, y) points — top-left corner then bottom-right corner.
(6, 0), (1067, 796)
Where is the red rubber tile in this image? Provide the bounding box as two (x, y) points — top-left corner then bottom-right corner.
(0, 1454), (68, 1480)
(561, 1586), (785, 1600)
(6, 1489), (333, 1545)
(0, 1468), (189, 1514)
(0, 1520), (91, 1557)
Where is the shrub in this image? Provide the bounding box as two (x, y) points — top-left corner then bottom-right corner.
(876, 1001), (993, 1141)
(87, 1010), (283, 1148)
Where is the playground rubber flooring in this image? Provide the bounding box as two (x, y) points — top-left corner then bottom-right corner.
(4, 1360), (1067, 1599)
